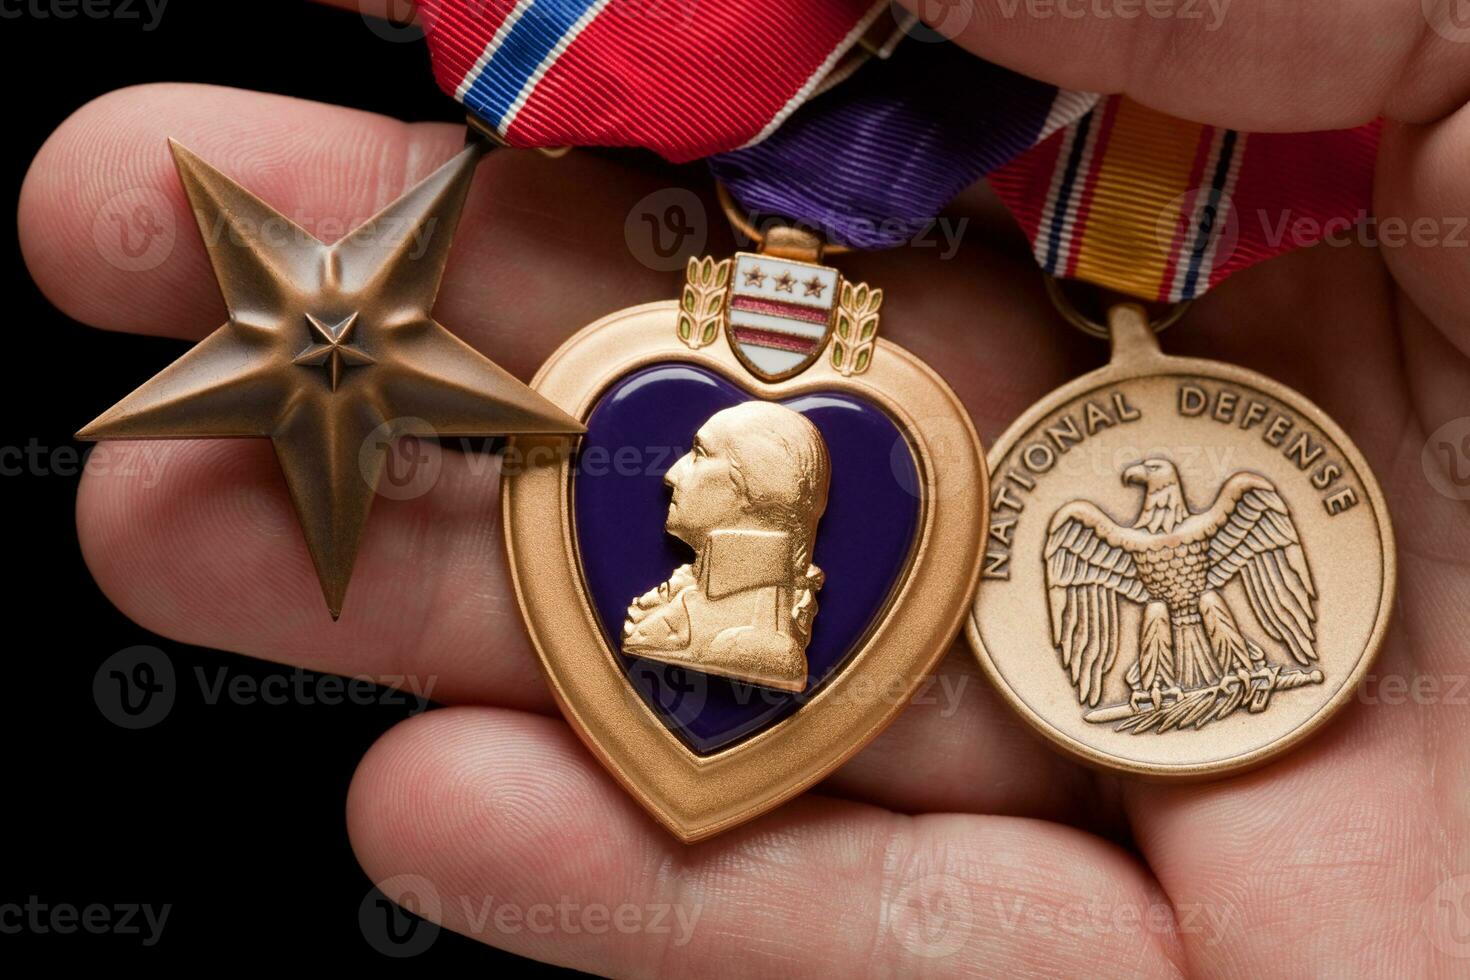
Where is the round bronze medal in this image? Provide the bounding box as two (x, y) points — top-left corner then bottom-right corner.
(970, 304), (1395, 778)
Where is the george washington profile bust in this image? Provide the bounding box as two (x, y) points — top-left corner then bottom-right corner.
(621, 401), (831, 692)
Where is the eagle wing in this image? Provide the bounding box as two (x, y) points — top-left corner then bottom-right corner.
(1203, 473), (1318, 664)
(1044, 503), (1152, 706)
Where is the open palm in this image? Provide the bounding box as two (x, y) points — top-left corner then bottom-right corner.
(19, 1), (1470, 973)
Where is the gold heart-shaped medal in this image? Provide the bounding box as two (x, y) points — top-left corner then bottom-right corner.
(504, 228), (985, 840)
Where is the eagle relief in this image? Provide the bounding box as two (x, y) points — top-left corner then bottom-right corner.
(1045, 457), (1324, 733)
(622, 401), (830, 693)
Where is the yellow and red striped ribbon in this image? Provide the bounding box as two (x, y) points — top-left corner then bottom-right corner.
(990, 96), (1381, 302)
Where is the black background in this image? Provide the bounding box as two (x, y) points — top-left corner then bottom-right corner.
(5, 1), (576, 969)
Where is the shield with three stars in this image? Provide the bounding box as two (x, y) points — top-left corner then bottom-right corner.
(724, 253), (838, 381)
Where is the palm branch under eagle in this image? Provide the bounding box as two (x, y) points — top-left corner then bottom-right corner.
(1045, 458), (1323, 734)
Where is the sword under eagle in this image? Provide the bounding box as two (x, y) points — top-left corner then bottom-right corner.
(1044, 458), (1323, 734)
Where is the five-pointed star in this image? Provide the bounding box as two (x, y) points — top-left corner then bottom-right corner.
(802, 276), (826, 298)
(77, 140), (583, 619)
(743, 266), (766, 287)
(773, 271), (797, 293)
(293, 312), (375, 391)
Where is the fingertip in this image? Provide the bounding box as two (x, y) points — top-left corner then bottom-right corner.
(19, 83), (465, 339)
(21, 84), (218, 335)
(1376, 105), (1470, 345)
(346, 708), (646, 909)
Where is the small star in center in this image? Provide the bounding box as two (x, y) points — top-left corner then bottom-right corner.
(802, 276), (827, 298)
(743, 266), (766, 287)
(293, 312), (375, 391)
(774, 272), (797, 293)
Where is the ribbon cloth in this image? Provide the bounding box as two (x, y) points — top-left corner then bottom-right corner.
(416, 0), (889, 161)
(990, 97), (1381, 302)
(419, 0), (1382, 302)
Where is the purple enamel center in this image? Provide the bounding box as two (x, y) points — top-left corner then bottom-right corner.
(572, 364), (921, 754)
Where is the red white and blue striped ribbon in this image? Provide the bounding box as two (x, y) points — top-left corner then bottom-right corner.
(418, 0), (889, 162)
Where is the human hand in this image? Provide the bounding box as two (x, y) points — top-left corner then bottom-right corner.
(18, 2), (1470, 973)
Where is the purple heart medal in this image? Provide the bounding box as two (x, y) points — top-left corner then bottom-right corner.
(492, 38), (1097, 840)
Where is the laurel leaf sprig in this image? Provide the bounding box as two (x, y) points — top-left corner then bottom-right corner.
(831, 279), (883, 376)
(677, 256), (731, 350)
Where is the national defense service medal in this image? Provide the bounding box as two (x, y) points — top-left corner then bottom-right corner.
(969, 292), (1396, 778)
(503, 221), (986, 841)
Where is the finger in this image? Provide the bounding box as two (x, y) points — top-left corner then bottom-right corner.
(74, 436), (561, 708)
(347, 706), (1185, 977)
(1120, 630), (1467, 974)
(899, 0), (1470, 130)
(18, 83), (686, 379)
(1371, 103), (1470, 625)
(1376, 101), (1470, 434)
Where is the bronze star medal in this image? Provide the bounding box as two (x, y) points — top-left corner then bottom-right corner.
(77, 139), (583, 618)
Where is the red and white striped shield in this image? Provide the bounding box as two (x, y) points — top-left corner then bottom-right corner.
(725, 253), (839, 381)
